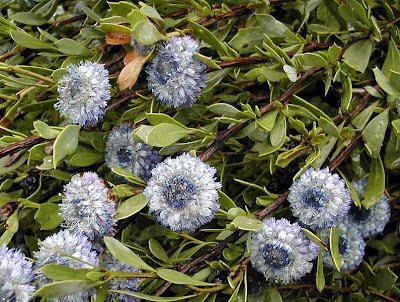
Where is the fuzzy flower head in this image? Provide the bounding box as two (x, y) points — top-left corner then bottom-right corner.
(103, 253), (140, 302)
(321, 223), (365, 271)
(250, 218), (319, 284)
(146, 36), (206, 108)
(59, 172), (117, 251)
(105, 124), (159, 181)
(343, 179), (390, 238)
(33, 230), (100, 302)
(55, 60), (111, 127)
(0, 244), (35, 302)
(130, 35), (154, 56)
(288, 167), (352, 230)
(144, 153), (221, 231)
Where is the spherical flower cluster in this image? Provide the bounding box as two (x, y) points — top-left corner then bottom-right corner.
(288, 167), (352, 230)
(59, 172), (117, 251)
(146, 36), (206, 108)
(105, 124), (160, 181)
(320, 223), (365, 271)
(250, 218), (319, 284)
(54, 60), (111, 127)
(144, 153), (221, 231)
(343, 179), (390, 238)
(103, 253), (140, 302)
(130, 35), (154, 56)
(33, 230), (100, 302)
(0, 244), (35, 302)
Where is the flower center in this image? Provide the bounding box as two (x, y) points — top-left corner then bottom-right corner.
(162, 176), (196, 209)
(154, 54), (178, 85)
(349, 204), (371, 223)
(302, 187), (329, 209)
(262, 243), (293, 269)
(117, 146), (132, 164)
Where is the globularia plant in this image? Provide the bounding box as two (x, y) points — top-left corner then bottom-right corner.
(0, 0), (399, 301)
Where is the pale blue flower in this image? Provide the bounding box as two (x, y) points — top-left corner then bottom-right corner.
(105, 124), (159, 181)
(131, 35), (153, 56)
(33, 230), (99, 302)
(250, 218), (319, 284)
(146, 36), (206, 108)
(144, 153), (221, 231)
(288, 167), (352, 229)
(54, 60), (111, 127)
(321, 223), (365, 271)
(343, 179), (390, 238)
(59, 172), (117, 251)
(0, 244), (35, 302)
(104, 253), (140, 302)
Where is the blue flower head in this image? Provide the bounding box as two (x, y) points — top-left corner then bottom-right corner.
(0, 244), (35, 302)
(343, 179), (390, 238)
(105, 124), (159, 181)
(131, 35), (154, 56)
(146, 36), (206, 108)
(250, 218), (319, 284)
(54, 60), (111, 127)
(321, 223), (365, 271)
(104, 253), (140, 302)
(144, 153), (221, 231)
(288, 167), (352, 230)
(33, 230), (100, 302)
(59, 172), (117, 251)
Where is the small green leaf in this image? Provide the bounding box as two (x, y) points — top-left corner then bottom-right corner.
(329, 226), (341, 271)
(55, 38), (94, 56)
(34, 202), (63, 230)
(104, 237), (156, 272)
(157, 269), (215, 286)
(33, 121), (61, 139)
(392, 120), (400, 139)
(110, 291), (198, 301)
(362, 110), (389, 158)
(11, 12), (47, 25)
(146, 113), (189, 128)
(270, 112), (286, 146)
(231, 216), (263, 231)
(316, 250), (325, 292)
(111, 168), (146, 186)
(301, 228), (327, 250)
(53, 125), (81, 169)
(149, 239), (171, 264)
(34, 280), (101, 298)
(368, 268), (398, 291)
(362, 156), (385, 209)
(116, 193), (148, 220)
(11, 29), (56, 50)
(373, 67), (400, 98)
(40, 264), (88, 281)
(68, 152), (104, 167)
(343, 40), (373, 73)
(145, 123), (192, 147)
(319, 117), (342, 139)
(128, 10), (165, 45)
(340, 72), (352, 111)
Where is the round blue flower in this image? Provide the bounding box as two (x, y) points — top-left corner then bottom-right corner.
(33, 230), (100, 302)
(343, 179), (390, 238)
(0, 244), (35, 302)
(59, 172), (117, 251)
(131, 35), (153, 56)
(320, 223), (365, 271)
(146, 36), (206, 108)
(104, 253), (140, 302)
(105, 124), (159, 181)
(144, 153), (221, 231)
(250, 218), (319, 284)
(54, 60), (111, 127)
(288, 167), (352, 230)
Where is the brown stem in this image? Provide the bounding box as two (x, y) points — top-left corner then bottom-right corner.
(0, 47), (25, 63)
(367, 289), (399, 302)
(105, 88), (149, 112)
(328, 132), (362, 171)
(0, 136), (43, 158)
(53, 14), (86, 28)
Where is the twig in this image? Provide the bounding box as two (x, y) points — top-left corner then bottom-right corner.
(53, 14), (86, 28)
(0, 47), (25, 62)
(0, 136), (43, 158)
(105, 88), (149, 112)
(367, 289), (399, 302)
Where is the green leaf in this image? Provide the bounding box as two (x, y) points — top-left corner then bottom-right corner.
(340, 72), (352, 111)
(110, 291), (198, 301)
(208, 103), (245, 119)
(301, 228), (327, 250)
(68, 152), (104, 167)
(265, 286), (282, 302)
(343, 40), (373, 73)
(316, 250), (325, 292)
(362, 109), (389, 158)
(368, 268), (398, 291)
(53, 125), (81, 169)
(270, 112), (286, 146)
(149, 239), (171, 264)
(318, 117), (342, 139)
(33, 121), (61, 139)
(34, 202), (63, 230)
(157, 269), (215, 286)
(40, 264), (88, 281)
(329, 226), (341, 271)
(111, 168), (146, 186)
(393, 120), (400, 139)
(10, 12), (48, 25)
(6, 210), (19, 233)
(145, 123), (192, 147)
(229, 27), (264, 54)
(373, 67), (400, 98)
(116, 193), (148, 220)
(104, 237), (156, 272)
(257, 109), (279, 131)
(203, 68), (231, 93)
(11, 29), (56, 50)
(194, 52), (221, 70)
(231, 216), (263, 231)
(382, 39), (400, 78)
(98, 23), (131, 34)
(337, 170), (361, 207)
(34, 280), (101, 298)
(297, 53), (327, 68)
(108, 1), (138, 18)
(218, 190), (237, 211)
(55, 38), (94, 56)
(128, 10), (165, 45)
(362, 156), (385, 209)
(146, 113), (188, 128)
